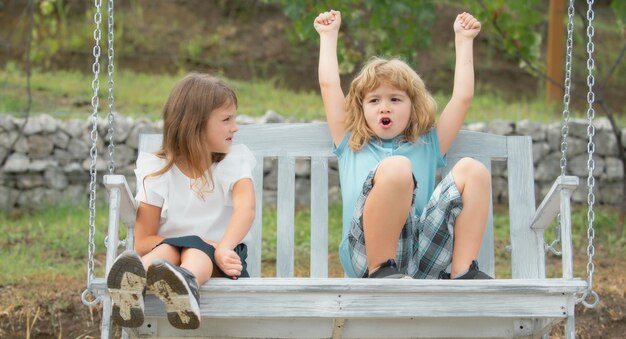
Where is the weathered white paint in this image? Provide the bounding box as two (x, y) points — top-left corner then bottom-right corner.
(95, 123), (586, 338)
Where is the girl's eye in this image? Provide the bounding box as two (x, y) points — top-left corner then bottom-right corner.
(368, 98), (379, 103)
(391, 97), (401, 102)
(223, 117), (231, 122)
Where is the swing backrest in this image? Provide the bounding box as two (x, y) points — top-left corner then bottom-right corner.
(138, 123), (540, 279)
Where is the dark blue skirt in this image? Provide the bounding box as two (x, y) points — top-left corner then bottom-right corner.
(159, 235), (250, 279)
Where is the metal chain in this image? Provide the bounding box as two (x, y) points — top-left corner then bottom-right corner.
(559, 0), (575, 177)
(82, 0), (103, 307)
(578, 0), (599, 309)
(106, 0), (116, 174)
(547, 0), (577, 256)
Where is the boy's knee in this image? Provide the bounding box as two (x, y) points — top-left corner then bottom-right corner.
(375, 156), (414, 187)
(453, 157), (490, 185)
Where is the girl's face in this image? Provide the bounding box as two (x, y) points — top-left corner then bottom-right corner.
(363, 83), (412, 139)
(205, 102), (238, 153)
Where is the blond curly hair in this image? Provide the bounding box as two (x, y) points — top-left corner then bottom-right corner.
(345, 57), (437, 150)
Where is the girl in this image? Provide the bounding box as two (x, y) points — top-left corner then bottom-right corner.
(314, 10), (492, 280)
(106, 73), (256, 329)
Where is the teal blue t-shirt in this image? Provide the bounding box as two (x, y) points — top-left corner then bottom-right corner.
(334, 129), (446, 277)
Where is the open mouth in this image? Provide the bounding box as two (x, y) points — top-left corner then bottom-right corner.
(379, 117), (392, 128)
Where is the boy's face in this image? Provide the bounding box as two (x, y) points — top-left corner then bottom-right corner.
(363, 83), (411, 139)
(205, 102), (238, 153)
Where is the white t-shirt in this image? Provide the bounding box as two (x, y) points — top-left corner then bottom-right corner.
(134, 144), (256, 246)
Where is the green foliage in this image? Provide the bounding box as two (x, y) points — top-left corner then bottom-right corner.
(29, 0), (70, 67)
(612, 0), (626, 30)
(267, 0), (436, 73)
(463, 0), (543, 67)
(463, 0), (626, 79)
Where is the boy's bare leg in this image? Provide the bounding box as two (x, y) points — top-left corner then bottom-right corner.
(363, 156), (414, 274)
(450, 157), (490, 277)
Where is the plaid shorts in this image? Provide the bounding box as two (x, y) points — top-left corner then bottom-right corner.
(342, 169), (463, 279)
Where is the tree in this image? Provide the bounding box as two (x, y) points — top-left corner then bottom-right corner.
(465, 0), (626, 235)
(267, 0), (436, 73)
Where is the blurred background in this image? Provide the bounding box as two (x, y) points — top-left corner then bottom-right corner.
(0, 1), (625, 338)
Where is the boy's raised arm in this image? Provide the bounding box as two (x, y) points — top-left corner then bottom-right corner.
(437, 12), (481, 155)
(315, 10), (346, 146)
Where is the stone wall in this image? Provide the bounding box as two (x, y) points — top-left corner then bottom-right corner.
(0, 113), (624, 211)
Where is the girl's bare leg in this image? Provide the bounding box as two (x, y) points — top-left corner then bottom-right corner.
(141, 243), (181, 270)
(180, 248), (215, 285)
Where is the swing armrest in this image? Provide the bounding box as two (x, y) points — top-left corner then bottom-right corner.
(530, 175), (579, 231)
(103, 174), (138, 227)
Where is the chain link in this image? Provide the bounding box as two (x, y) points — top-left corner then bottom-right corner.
(106, 0), (116, 174)
(560, 0), (574, 177)
(547, 0), (577, 256)
(578, 0), (599, 309)
(82, 0), (102, 307)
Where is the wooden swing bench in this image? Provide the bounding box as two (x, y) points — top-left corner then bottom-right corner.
(92, 122), (587, 338)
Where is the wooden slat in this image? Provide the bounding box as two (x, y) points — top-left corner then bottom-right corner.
(234, 123), (334, 157)
(507, 136), (541, 279)
(131, 277), (586, 319)
(560, 188), (575, 280)
(310, 157), (329, 278)
(530, 175), (579, 280)
(530, 176), (579, 231)
(103, 174), (137, 234)
(180, 293), (570, 318)
(341, 317), (554, 339)
(276, 156), (296, 277)
(248, 155), (264, 277)
(478, 158), (496, 278)
(447, 130), (508, 159)
(90, 277), (587, 295)
(141, 126), (507, 158)
(134, 317), (558, 338)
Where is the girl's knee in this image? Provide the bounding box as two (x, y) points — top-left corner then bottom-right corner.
(375, 156), (414, 187)
(144, 243), (181, 265)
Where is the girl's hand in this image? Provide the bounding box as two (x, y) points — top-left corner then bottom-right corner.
(214, 246), (243, 279)
(454, 12), (481, 39)
(314, 10), (341, 35)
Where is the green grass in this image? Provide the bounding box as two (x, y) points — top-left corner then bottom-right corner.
(3, 64), (613, 124)
(0, 202), (108, 284)
(1, 200), (622, 285)
(0, 64), (324, 121)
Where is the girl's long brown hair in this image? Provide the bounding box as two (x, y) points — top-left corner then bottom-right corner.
(345, 57), (437, 150)
(144, 73), (237, 198)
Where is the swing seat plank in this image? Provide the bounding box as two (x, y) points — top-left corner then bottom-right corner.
(96, 123), (586, 338)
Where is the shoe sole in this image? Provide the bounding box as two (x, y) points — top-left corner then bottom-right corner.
(107, 252), (146, 328)
(147, 261), (200, 330)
